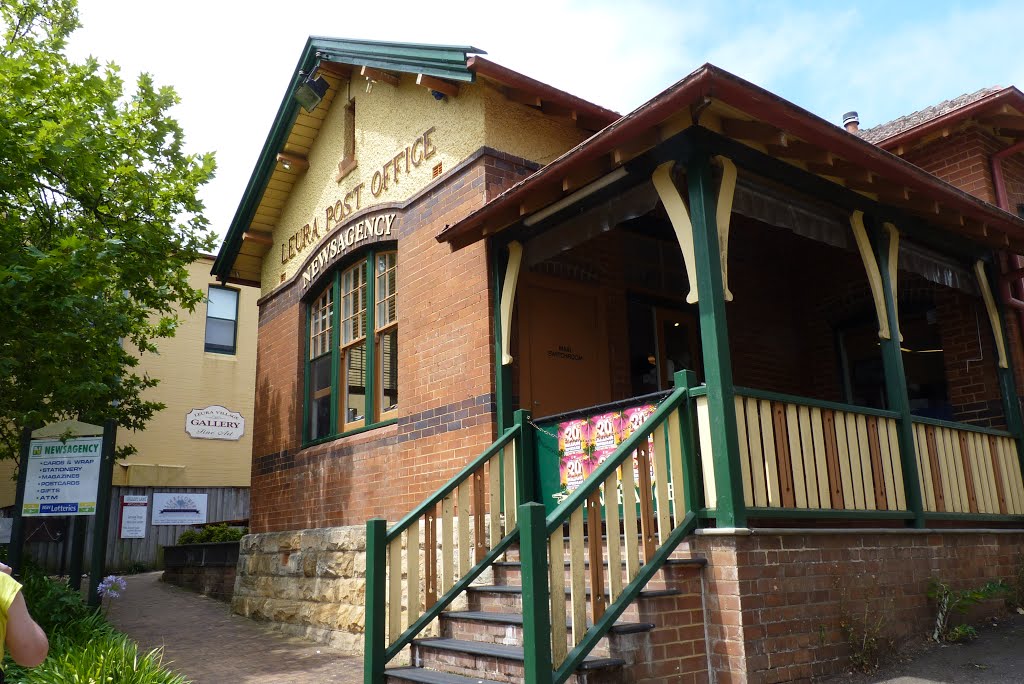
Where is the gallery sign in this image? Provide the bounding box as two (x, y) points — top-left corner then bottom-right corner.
(22, 436), (103, 516)
(185, 405), (244, 441)
(152, 493), (208, 526)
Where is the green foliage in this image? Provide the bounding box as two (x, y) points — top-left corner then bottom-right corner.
(18, 561), (96, 637)
(5, 569), (188, 683)
(927, 578), (1008, 643)
(175, 523), (246, 545)
(10, 631), (190, 684)
(0, 0), (215, 461)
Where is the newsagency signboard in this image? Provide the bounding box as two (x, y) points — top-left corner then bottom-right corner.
(22, 437), (103, 516)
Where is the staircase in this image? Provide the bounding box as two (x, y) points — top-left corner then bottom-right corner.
(384, 532), (709, 684)
(364, 372), (707, 684)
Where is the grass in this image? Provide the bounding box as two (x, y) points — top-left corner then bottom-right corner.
(3, 562), (189, 684)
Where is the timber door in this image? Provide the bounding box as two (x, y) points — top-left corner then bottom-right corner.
(519, 276), (611, 418)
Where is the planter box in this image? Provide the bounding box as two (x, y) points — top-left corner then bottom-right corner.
(162, 541), (240, 601)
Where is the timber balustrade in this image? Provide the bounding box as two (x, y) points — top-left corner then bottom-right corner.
(911, 417), (1024, 517)
(364, 416), (526, 683)
(519, 370), (702, 684)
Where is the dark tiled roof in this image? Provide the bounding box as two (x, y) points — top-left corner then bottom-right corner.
(859, 86), (1004, 143)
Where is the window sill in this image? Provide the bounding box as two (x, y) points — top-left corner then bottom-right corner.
(334, 158), (357, 183)
(303, 418), (398, 448)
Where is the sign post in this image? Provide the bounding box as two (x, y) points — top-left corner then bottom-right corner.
(8, 427), (34, 579)
(88, 419), (117, 607)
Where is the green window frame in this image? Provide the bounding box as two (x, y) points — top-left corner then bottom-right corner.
(303, 248), (398, 444)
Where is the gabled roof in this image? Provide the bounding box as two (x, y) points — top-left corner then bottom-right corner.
(211, 38), (485, 284)
(438, 64), (1024, 253)
(858, 86), (1024, 153)
(211, 38), (616, 285)
(860, 86), (1004, 143)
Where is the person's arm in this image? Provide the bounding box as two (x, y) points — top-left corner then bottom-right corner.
(6, 591), (48, 667)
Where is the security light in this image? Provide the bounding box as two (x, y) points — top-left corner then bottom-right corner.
(294, 73), (330, 112)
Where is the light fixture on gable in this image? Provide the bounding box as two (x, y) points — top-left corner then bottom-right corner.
(294, 71), (330, 112)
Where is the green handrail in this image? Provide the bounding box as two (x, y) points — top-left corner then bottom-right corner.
(521, 370), (701, 684)
(910, 415), (1014, 438)
(386, 424), (520, 540)
(734, 386), (900, 420)
(364, 422), (523, 684)
(543, 385), (689, 537)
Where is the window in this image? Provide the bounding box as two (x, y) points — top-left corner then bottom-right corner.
(305, 249), (398, 442)
(205, 286), (239, 354)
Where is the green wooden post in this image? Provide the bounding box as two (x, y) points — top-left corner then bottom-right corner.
(873, 224), (926, 528)
(514, 410), (538, 504)
(519, 502), (553, 684)
(686, 150), (746, 528)
(88, 419), (118, 607)
(8, 426), (32, 579)
(673, 370), (703, 515)
(982, 259), (1024, 477)
(68, 517), (87, 591)
(363, 518), (387, 684)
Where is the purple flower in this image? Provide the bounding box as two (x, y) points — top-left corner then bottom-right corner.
(97, 575), (127, 599)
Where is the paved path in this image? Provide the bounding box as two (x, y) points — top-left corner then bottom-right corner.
(107, 572), (363, 684)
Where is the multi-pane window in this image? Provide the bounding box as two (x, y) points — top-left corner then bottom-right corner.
(205, 286), (239, 354)
(341, 262), (368, 430)
(308, 288), (334, 440)
(376, 252), (398, 416)
(305, 249), (398, 443)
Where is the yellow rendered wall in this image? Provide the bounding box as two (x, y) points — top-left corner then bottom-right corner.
(479, 80), (592, 167)
(261, 74), (589, 295)
(262, 75), (488, 291)
(116, 256), (258, 487)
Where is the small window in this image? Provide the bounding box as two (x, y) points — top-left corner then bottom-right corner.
(205, 286), (239, 354)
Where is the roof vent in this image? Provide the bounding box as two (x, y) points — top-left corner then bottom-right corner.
(842, 111), (860, 133)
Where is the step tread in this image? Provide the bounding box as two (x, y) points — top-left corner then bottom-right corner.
(493, 557), (707, 569)
(415, 637), (626, 669)
(385, 666), (504, 684)
(442, 610), (654, 633)
(468, 584), (682, 599)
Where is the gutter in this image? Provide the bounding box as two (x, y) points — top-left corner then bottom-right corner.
(439, 65), (1024, 248)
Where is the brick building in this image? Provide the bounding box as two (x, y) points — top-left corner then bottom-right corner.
(214, 39), (1024, 683)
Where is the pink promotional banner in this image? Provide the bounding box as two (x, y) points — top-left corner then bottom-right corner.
(558, 418), (590, 493)
(621, 404), (658, 483)
(589, 411), (621, 473)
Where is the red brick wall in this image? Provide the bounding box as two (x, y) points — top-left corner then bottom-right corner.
(935, 287), (1007, 427)
(691, 530), (1024, 683)
(249, 150), (537, 533)
(901, 127), (1000, 203)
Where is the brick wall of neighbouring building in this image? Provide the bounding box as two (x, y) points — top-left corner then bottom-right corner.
(687, 529), (1024, 683)
(248, 150), (536, 533)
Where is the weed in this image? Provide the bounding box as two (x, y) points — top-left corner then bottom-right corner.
(927, 578), (1008, 643)
(837, 574), (895, 673)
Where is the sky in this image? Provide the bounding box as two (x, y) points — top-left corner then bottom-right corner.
(64, 0), (1024, 245)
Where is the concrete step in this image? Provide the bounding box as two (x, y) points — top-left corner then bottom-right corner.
(411, 637), (626, 684)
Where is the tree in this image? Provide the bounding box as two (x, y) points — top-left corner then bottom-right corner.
(0, 0), (216, 461)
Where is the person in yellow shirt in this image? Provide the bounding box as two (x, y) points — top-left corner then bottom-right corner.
(0, 562), (48, 668)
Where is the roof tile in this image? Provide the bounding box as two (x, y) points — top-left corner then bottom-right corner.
(859, 86), (1004, 143)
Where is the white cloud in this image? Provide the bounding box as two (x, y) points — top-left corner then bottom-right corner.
(61, 0), (1024, 243)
